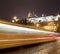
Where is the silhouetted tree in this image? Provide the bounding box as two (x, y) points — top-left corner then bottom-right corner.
(17, 18), (28, 25)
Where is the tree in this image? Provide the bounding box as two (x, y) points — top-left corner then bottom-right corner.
(17, 18), (28, 25)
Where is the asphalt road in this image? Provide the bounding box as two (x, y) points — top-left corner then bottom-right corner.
(0, 39), (60, 54)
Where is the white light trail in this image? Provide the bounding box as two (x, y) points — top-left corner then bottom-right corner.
(0, 23), (59, 35)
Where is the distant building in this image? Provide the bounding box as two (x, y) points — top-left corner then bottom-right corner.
(27, 15), (59, 23)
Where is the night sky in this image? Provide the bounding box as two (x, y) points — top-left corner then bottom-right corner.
(0, 0), (60, 20)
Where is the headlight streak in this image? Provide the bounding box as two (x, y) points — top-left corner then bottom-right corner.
(0, 23), (59, 35)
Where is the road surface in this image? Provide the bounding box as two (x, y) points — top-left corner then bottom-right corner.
(0, 39), (60, 54)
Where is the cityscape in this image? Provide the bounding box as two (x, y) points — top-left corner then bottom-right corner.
(11, 12), (60, 32)
(0, 0), (60, 54)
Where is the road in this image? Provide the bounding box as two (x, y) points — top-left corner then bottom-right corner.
(0, 23), (57, 49)
(0, 39), (60, 54)
(0, 21), (60, 54)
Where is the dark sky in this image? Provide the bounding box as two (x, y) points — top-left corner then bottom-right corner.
(0, 0), (60, 20)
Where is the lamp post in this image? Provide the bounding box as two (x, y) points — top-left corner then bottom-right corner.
(12, 16), (19, 22)
(13, 16), (17, 20)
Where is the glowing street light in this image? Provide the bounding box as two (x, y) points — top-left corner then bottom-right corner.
(36, 24), (40, 27)
(12, 16), (19, 22)
(12, 20), (15, 23)
(57, 14), (60, 17)
(13, 16), (17, 20)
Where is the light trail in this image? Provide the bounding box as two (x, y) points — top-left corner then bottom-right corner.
(0, 23), (58, 35)
(0, 37), (54, 41)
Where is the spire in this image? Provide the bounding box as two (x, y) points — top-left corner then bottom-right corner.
(27, 11), (32, 18)
(27, 11), (38, 18)
(42, 14), (44, 17)
(32, 11), (38, 17)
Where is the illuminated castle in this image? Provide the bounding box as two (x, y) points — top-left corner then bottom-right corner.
(27, 11), (38, 18)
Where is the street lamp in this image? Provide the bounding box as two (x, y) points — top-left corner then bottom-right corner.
(12, 20), (15, 23)
(13, 16), (17, 20)
(57, 14), (60, 17)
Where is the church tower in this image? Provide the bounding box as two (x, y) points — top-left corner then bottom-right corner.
(27, 11), (32, 18)
(27, 11), (38, 18)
